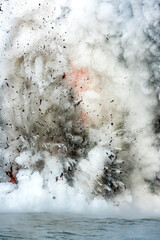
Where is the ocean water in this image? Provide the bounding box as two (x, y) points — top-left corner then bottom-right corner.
(0, 213), (160, 240)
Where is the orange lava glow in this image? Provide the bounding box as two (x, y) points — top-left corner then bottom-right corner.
(67, 69), (90, 98)
(67, 68), (90, 124)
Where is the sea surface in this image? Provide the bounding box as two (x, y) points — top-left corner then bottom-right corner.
(0, 213), (159, 240)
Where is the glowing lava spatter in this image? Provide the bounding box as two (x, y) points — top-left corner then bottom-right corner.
(6, 165), (17, 184)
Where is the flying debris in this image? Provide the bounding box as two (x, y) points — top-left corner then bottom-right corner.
(62, 72), (66, 79)
(60, 172), (63, 179)
(56, 176), (58, 182)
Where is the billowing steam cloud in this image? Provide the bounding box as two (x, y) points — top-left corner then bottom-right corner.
(0, 0), (160, 217)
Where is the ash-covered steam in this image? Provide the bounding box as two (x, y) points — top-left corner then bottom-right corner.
(0, 0), (160, 217)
